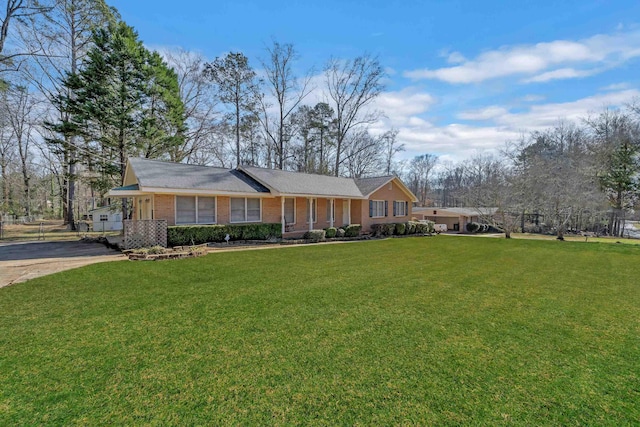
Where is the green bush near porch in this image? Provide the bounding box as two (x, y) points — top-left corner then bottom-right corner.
(167, 223), (282, 246)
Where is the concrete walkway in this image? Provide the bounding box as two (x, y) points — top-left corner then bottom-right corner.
(0, 240), (126, 288)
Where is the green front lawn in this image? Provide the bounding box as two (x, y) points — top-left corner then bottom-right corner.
(1, 237), (639, 425)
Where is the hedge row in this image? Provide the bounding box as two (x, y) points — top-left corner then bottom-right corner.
(466, 222), (491, 233)
(371, 220), (435, 237)
(167, 223), (282, 246)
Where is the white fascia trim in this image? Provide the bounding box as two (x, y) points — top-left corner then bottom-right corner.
(279, 193), (365, 199)
(107, 190), (147, 197)
(141, 187), (275, 197)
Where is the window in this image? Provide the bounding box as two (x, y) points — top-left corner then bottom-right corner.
(284, 198), (295, 224)
(176, 196), (216, 224)
(305, 199), (317, 223)
(230, 198), (261, 223)
(99, 214), (108, 222)
(369, 200), (387, 218)
(326, 200), (335, 222)
(198, 197), (216, 223)
(176, 196), (196, 224)
(394, 201), (408, 217)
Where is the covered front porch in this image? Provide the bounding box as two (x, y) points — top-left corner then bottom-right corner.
(277, 196), (360, 236)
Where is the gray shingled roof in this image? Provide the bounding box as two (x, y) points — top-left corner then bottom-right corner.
(240, 166), (364, 198)
(129, 158), (269, 193)
(354, 176), (395, 196)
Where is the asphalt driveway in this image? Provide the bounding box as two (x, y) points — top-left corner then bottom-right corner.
(0, 240), (125, 288)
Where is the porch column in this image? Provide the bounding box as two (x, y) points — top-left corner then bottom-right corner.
(308, 197), (313, 232)
(330, 198), (334, 228)
(281, 197), (285, 235)
(348, 199), (351, 225)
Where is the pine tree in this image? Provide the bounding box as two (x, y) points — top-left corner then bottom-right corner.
(55, 20), (185, 217)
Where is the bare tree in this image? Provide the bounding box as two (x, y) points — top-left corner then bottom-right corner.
(0, 84), (15, 212)
(1, 0), (56, 71)
(22, 0), (114, 227)
(343, 129), (384, 178)
(408, 153), (438, 206)
(381, 128), (403, 175)
(258, 41), (313, 170)
(6, 84), (38, 216)
(324, 54), (384, 176)
(163, 49), (219, 163)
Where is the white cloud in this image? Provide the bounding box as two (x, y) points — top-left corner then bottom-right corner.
(373, 87), (437, 124)
(447, 51), (466, 64)
(523, 67), (598, 83)
(457, 106), (510, 121)
(601, 82), (629, 91)
(521, 94), (546, 102)
(494, 89), (640, 129)
(404, 29), (640, 84)
(385, 89), (640, 163)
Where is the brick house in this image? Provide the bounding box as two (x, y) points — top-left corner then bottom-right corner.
(109, 158), (418, 236)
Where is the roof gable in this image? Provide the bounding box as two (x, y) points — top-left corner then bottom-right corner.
(356, 176), (418, 202)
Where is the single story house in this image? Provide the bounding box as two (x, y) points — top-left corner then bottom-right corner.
(108, 157), (418, 235)
(89, 206), (123, 231)
(412, 207), (498, 233)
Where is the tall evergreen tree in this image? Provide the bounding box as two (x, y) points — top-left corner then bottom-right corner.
(55, 20), (185, 217)
(203, 52), (257, 168)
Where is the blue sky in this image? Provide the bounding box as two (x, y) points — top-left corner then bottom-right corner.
(109, 0), (640, 162)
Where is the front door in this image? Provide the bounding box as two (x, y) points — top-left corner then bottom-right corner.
(343, 199), (350, 226)
(137, 196), (153, 220)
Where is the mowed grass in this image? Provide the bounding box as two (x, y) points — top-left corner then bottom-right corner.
(1, 237), (639, 425)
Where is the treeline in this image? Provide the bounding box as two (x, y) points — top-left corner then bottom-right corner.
(409, 108), (640, 238)
(1, 1), (638, 237)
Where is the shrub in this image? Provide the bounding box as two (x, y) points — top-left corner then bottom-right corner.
(167, 223), (282, 246)
(325, 227), (337, 238)
(148, 246), (166, 254)
(303, 229), (326, 242)
(371, 223), (394, 237)
(414, 220), (435, 234)
(467, 222), (479, 233)
(336, 228), (346, 237)
(406, 221), (417, 235)
(344, 224), (362, 237)
(395, 222), (406, 235)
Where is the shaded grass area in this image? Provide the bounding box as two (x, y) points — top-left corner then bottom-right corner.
(490, 232), (640, 245)
(1, 237), (639, 425)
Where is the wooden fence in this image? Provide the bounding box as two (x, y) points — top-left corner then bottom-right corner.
(123, 220), (167, 249)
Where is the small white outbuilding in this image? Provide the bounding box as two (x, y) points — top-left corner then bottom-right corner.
(90, 206), (123, 232)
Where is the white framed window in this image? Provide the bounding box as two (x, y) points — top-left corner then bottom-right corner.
(176, 196), (216, 225)
(326, 200), (335, 222)
(369, 200), (386, 218)
(230, 197), (262, 223)
(394, 201), (408, 217)
(284, 198), (296, 224)
(305, 198), (317, 223)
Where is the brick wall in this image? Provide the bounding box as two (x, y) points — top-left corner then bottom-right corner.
(360, 179), (414, 232)
(154, 194), (175, 226)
